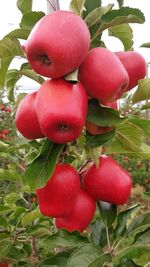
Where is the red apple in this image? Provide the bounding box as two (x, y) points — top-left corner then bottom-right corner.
(115, 51), (147, 91)
(15, 92), (44, 140)
(25, 10), (90, 78)
(36, 163), (81, 217)
(78, 47), (129, 103)
(55, 189), (96, 233)
(83, 156), (132, 205)
(2, 129), (9, 135)
(35, 79), (88, 144)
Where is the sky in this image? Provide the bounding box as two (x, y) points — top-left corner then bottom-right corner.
(0, 0), (150, 90)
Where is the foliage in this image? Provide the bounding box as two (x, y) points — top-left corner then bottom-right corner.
(0, 0), (150, 266)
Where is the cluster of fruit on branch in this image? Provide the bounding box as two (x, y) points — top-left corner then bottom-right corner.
(15, 10), (146, 232)
(0, 102), (11, 141)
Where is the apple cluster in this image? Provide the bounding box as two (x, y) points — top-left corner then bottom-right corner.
(15, 10), (146, 232)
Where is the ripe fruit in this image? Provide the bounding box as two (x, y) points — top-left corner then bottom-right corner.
(78, 47), (129, 103)
(0, 133), (3, 139)
(115, 51), (147, 91)
(25, 10), (90, 78)
(0, 263), (9, 267)
(35, 79), (88, 144)
(86, 101), (118, 135)
(2, 129), (9, 135)
(36, 164), (81, 218)
(15, 92), (44, 140)
(55, 189), (96, 233)
(83, 156), (132, 205)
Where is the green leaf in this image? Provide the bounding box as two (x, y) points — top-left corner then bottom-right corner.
(0, 238), (11, 257)
(21, 209), (41, 226)
(20, 68), (45, 84)
(0, 57), (13, 89)
(114, 204), (141, 238)
(113, 245), (150, 264)
(87, 99), (121, 127)
(115, 258), (142, 267)
(85, 129), (115, 148)
(133, 227), (150, 245)
(66, 243), (111, 267)
(20, 11), (45, 30)
(0, 37), (24, 59)
(0, 168), (22, 181)
(83, 0), (102, 17)
(69, 0), (86, 16)
(4, 193), (20, 206)
(92, 7), (145, 41)
(39, 252), (70, 267)
(109, 23), (133, 50)
(115, 121), (144, 151)
(141, 42), (150, 48)
(129, 117), (150, 142)
(17, 0), (32, 14)
(132, 79), (150, 104)
(5, 69), (21, 102)
(90, 219), (107, 247)
(97, 201), (117, 228)
(5, 28), (30, 40)
(127, 213), (150, 234)
(24, 140), (64, 191)
(43, 230), (88, 250)
(142, 191), (150, 199)
(27, 224), (50, 237)
(84, 5), (113, 28)
(106, 138), (150, 160)
(141, 102), (150, 110)
(0, 217), (8, 228)
(0, 205), (13, 215)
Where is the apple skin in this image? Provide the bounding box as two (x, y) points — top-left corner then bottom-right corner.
(55, 189), (96, 233)
(83, 156), (132, 205)
(86, 101), (118, 135)
(25, 10), (90, 78)
(15, 92), (44, 140)
(35, 79), (88, 144)
(36, 163), (81, 218)
(0, 263), (9, 267)
(78, 47), (129, 103)
(115, 51), (147, 91)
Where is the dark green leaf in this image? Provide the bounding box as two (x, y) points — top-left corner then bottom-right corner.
(0, 206), (13, 215)
(83, 0), (101, 18)
(26, 224), (50, 237)
(43, 230), (88, 249)
(109, 23), (133, 50)
(24, 140), (64, 191)
(70, 0), (86, 16)
(0, 238), (11, 257)
(92, 7), (145, 41)
(7, 245), (25, 260)
(132, 79), (150, 104)
(66, 243), (106, 267)
(114, 204), (141, 238)
(87, 99), (121, 127)
(38, 252), (70, 267)
(90, 219), (107, 247)
(0, 57), (13, 89)
(97, 201), (117, 228)
(85, 129), (115, 148)
(17, 0), (32, 14)
(20, 11), (45, 30)
(133, 227), (150, 245)
(0, 38), (24, 58)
